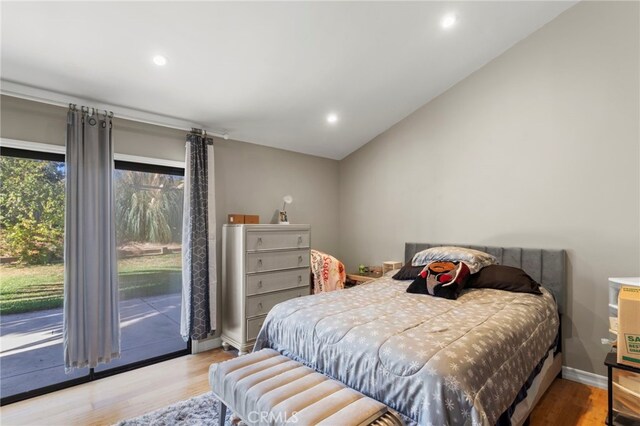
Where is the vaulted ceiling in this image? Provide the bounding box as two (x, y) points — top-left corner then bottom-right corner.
(1, 1), (576, 159)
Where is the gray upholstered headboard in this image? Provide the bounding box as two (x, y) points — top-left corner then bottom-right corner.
(404, 243), (566, 313)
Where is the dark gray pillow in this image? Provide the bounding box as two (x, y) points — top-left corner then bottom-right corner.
(467, 265), (542, 295)
(392, 263), (424, 280)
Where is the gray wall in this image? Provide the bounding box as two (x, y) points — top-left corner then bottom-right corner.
(338, 1), (639, 375)
(1, 94), (340, 336)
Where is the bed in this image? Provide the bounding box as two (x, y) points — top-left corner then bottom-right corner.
(255, 243), (565, 425)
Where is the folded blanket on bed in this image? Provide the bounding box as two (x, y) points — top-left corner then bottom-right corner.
(406, 260), (470, 299)
(311, 249), (346, 294)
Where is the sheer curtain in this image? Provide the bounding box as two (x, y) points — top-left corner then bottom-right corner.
(63, 107), (120, 371)
(181, 133), (217, 341)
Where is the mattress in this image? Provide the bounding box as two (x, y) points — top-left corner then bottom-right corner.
(254, 276), (559, 425)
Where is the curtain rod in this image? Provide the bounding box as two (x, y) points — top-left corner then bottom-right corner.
(189, 127), (215, 145)
(1, 80), (230, 140)
(69, 103), (114, 118)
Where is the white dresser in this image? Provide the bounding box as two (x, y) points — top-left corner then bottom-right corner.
(221, 224), (311, 354)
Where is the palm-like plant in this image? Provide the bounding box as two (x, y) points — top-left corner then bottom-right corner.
(114, 171), (184, 244)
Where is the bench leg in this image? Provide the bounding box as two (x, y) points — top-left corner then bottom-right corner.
(218, 399), (227, 426)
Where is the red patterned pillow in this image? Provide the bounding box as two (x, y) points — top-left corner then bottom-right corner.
(406, 261), (471, 300)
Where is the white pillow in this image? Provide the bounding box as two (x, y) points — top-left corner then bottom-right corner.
(411, 246), (498, 274)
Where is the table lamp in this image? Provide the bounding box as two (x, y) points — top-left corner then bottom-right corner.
(279, 195), (293, 224)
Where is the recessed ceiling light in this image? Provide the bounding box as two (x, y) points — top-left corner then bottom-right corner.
(326, 113), (338, 124)
(153, 55), (167, 66)
(441, 14), (457, 29)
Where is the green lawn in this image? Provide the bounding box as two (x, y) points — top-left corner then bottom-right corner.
(0, 254), (182, 315)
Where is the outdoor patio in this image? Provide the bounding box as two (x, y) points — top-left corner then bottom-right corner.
(0, 293), (186, 398)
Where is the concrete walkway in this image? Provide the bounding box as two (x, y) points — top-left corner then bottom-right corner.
(0, 293), (186, 399)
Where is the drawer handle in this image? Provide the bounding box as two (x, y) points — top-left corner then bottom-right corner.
(257, 280), (263, 288)
(298, 275), (302, 283)
(258, 302), (263, 310)
(298, 255), (303, 263)
(258, 259), (263, 267)
(257, 237), (262, 245)
(298, 235), (302, 244)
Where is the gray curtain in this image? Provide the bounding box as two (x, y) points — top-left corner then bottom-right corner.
(63, 109), (120, 372)
(181, 134), (217, 341)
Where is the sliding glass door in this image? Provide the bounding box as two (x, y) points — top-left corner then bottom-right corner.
(0, 149), (89, 399)
(0, 148), (189, 404)
(96, 162), (188, 372)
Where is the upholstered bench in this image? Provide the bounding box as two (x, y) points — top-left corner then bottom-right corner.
(209, 349), (403, 426)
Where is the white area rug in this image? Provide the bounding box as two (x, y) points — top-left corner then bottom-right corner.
(116, 392), (232, 426)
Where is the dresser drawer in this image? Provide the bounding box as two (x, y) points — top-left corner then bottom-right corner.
(246, 249), (309, 273)
(246, 268), (310, 296)
(246, 315), (267, 341)
(246, 230), (310, 252)
(246, 286), (309, 318)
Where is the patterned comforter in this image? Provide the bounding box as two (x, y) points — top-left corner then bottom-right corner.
(255, 276), (559, 425)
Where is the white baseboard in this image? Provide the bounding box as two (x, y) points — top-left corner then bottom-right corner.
(191, 336), (222, 354)
(562, 366), (607, 390)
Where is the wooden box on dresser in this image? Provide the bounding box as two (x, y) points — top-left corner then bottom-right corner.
(221, 224), (311, 354)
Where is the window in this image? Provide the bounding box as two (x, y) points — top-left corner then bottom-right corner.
(96, 162), (187, 371)
(0, 147), (188, 404)
(0, 148), (89, 400)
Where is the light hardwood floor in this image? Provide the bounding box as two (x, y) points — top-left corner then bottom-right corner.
(531, 375), (608, 425)
(0, 348), (608, 426)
